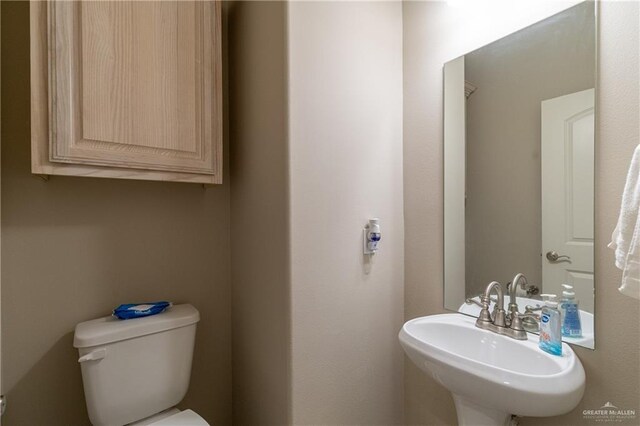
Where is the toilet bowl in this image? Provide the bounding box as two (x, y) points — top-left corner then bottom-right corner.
(74, 304), (208, 426)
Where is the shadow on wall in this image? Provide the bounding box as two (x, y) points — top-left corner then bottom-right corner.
(4, 333), (89, 425)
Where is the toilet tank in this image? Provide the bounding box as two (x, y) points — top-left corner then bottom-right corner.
(74, 304), (200, 426)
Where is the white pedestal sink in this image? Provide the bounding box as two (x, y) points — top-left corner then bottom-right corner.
(399, 314), (585, 426)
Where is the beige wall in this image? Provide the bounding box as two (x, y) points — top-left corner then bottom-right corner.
(228, 1), (291, 424)
(464, 2), (595, 297)
(229, 1), (405, 424)
(0, 2), (232, 425)
(288, 1), (404, 424)
(404, 0), (639, 424)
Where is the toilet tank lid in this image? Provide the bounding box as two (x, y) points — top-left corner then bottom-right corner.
(74, 304), (200, 348)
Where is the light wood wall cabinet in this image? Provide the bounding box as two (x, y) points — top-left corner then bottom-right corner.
(30, 1), (223, 184)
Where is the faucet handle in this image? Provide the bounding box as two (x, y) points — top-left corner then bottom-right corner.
(465, 297), (484, 308)
(466, 295), (499, 306)
(520, 312), (541, 321)
(465, 297), (502, 324)
(517, 312), (540, 333)
(511, 312), (540, 329)
(475, 295), (493, 324)
(506, 312), (542, 340)
(524, 305), (542, 316)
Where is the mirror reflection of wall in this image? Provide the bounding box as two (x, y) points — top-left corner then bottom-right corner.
(443, 1), (596, 349)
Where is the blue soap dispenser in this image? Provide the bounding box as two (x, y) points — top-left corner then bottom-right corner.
(561, 284), (582, 338)
(539, 294), (562, 356)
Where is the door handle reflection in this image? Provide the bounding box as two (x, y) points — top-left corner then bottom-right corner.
(546, 251), (571, 262)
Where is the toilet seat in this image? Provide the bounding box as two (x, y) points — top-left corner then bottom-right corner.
(149, 409), (209, 426)
(130, 408), (209, 426)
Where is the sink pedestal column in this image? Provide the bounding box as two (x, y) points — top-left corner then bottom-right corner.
(452, 395), (512, 426)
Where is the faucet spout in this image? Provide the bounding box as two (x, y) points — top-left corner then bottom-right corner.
(508, 273), (528, 318)
(480, 281), (507, 328)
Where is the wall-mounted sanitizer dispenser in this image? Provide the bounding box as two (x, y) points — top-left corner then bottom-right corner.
(364, 219), (381, 255)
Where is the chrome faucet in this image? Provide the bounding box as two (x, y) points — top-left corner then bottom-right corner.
(475, 280), (532, 340)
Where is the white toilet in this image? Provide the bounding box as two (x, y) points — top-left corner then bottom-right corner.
(73, 304), (208, 426)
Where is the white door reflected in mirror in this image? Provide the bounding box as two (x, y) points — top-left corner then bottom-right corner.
(541, 89), (595, 313)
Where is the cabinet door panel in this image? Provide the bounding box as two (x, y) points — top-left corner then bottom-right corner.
(48, 1), (217, 175)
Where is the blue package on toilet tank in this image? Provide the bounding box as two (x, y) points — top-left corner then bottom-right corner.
(113, 301), (172, 320)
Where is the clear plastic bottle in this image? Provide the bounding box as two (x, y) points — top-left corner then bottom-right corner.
(560, 284), (582, 338)
(539, 294), (562, 356)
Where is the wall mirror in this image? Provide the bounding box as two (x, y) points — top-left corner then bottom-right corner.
(443, 2), (596, 349)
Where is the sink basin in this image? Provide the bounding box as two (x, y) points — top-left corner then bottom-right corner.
(399, 313), (585, 425)
(458, 296), (594, 349)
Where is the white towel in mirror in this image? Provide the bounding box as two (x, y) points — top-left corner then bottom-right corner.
(609, 144), (640, 300)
